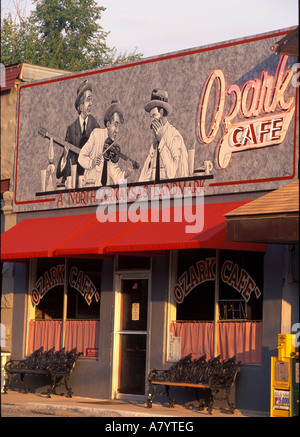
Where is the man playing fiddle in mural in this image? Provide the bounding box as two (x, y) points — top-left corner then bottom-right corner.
(56, 79), (100, 185)
(78, 100), (135, 186)
(139, 89), (189, 182)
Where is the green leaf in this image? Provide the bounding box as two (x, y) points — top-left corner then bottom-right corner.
(1, 0), (143, 70)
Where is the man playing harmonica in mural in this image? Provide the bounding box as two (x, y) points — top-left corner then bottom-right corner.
(139, 89), (189, 182)
(56, 79), (100, 185)
(78, 100), (134, 186)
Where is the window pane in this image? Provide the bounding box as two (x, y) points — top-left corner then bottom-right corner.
(66, 259), (101, 357)
(219, 250), (264, 321)
(67, 259), (101, 320)
(29, 259), (65, 353)
(29, 258), (101, 357)
(175, 249), (216, 321)
(118, 334), (147, 395)
(170, 249), (263, 364)
(34, 258), (64, 320)
(121, 279), (148, 331)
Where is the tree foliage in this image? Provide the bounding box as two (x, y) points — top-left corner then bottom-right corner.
(1, 0), (142, 71)
(1, 10), (36, 67)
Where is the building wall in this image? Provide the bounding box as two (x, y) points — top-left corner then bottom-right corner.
(149, 254), (170, 370)
(1, 89), (18, 184)
(1, 87), (18, 355)
(1, 263), (14, 352)
(11, 263), (28, 359)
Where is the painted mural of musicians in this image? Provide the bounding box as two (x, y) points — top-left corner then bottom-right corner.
(78, 100), (134, 186)
(56, 79), (100, 185)
(139, 89), (189, 182)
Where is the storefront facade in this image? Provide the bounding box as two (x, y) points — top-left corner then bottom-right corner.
(1, 27), (299, 413)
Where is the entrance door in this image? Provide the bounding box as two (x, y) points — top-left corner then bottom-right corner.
(115, 278), (148, 396)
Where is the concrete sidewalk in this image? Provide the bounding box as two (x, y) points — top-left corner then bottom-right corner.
(1, 390), (269, 418)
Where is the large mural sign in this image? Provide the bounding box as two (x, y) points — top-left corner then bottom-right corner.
(14, 28), (298, 212)
(197, 55), (295, 169)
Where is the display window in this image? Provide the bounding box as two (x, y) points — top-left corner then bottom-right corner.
(170, 249), (264, 363)
(28, 258), (101, 357)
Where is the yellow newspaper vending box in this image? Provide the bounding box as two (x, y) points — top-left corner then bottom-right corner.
(270, 334), (298, 417)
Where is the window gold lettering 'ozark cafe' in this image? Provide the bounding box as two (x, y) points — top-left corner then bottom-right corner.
(170, 249), (263, 364)
(28, 258), (101, 358)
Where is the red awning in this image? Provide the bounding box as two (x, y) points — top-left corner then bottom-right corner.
(0, 214), (95, 261)
(102, 202), (265, 254)
(1, 202), (265, 262)
(53, 211), (141, 256)
(52, 201), (265, 256)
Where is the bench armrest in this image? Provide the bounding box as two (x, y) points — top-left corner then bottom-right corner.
(4, 359), (27, 371)
(148, 368), (173, 382)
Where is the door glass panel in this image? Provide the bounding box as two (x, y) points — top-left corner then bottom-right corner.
(119, 334), (146, 395)
(121, 279), (148, 331)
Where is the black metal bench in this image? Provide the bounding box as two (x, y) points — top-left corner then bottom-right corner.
(3, 347), (82, 398)
(147, 354), (240, 414)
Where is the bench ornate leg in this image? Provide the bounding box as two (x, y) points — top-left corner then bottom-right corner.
(164, 385), (175, 408)
(64, 375), (73, 398)
(207, 389), (215, 415)
(225, 387), (235, 413)
(194, 388), (205, 411)
(3, 372), (12, 394)
(3, 373), (29, 394)
(47, 374), (58, 398)
(20, 374), (30, 394)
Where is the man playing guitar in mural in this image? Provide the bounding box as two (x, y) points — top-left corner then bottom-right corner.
(56, 79), (100, 186)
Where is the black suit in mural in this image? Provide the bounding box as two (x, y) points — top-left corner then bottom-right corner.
(56, 115), (100, 184)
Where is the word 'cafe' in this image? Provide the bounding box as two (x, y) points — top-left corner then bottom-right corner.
(1, 27), (298, 415)
(198, 55), (295, 169)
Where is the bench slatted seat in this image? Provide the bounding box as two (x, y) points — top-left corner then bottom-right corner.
(147, 354), (240, 414)
(3, 347), (82, 398)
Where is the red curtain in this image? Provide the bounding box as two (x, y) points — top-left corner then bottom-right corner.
(28, 320), (63, 354)
(28, 320), (99, 357)
(217, 321), (262, 363)
(64, 320), (99, 356)
(170, 321), (262, 363)
(170, 322), (214, 360)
